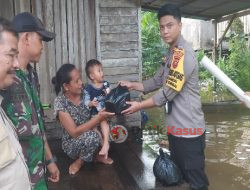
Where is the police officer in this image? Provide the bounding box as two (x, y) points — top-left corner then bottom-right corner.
(120, 4), (209, 190)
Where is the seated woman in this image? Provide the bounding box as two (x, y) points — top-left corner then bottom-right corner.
(52, 64), (114, 175)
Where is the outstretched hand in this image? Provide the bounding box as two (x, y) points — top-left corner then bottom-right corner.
(119, 81), (134, 90)
(89, 99), (98, 107)
(98, 109), (115, 121)
(121, 101), (141, 115)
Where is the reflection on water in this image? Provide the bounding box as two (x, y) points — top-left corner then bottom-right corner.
(144, 103), (250, 190)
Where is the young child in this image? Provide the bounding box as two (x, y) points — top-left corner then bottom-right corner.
(84, 59), (111, 159)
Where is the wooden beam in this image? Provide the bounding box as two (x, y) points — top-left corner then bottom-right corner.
(216, 15), (236, 49)
(142, 0), (250, 21)
(194, 0), (231, 15)
(141, 5), (210, 20)
(143, 0), (158, 4)
(179, 0), (199, 8)
(214, 9), (250, 23)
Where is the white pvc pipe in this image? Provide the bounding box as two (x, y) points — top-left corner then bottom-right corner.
(200, 56), (250, 108)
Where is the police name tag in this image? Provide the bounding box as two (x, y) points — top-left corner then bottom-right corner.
(166, 48), (185, 92)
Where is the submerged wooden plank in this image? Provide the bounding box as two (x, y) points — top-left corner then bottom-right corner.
(109, 147), (141, 190)
(47, 137), (189, 190)
(115, 142), (190, 190)
(47, 139), (139, 190)
(70, 165), (103, 190)
(94, 163), (126, 190)
(112, 142), (158, 189)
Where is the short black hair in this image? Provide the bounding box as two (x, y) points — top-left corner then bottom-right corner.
(157, 4), (181, 21)
(0, 17), (18, 43)
(85, 59), (102, 79)
(52, 63), (76, 95)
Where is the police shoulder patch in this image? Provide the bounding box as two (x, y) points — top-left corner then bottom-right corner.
(166, 48), (185, 92)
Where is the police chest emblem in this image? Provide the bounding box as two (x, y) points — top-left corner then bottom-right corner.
(166, 48), (185, 92)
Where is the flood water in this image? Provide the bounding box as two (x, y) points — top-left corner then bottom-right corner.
(143, 102), (250, 190)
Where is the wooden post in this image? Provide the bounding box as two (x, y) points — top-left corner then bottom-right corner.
(213, 16), (235, 92)
(216, 15), (236, 49)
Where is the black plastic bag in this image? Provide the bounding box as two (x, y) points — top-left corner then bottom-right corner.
(153, 148), (182, 186)
(105, 85), (130, 115)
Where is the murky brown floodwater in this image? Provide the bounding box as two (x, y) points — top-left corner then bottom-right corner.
(143, 103), (250, 190)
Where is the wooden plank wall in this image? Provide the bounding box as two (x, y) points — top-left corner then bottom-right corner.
(0, 0), (96, 104)
(32, 0), (96, 104)
(0, 0), (142, 128)
(97, 0), (142, 127)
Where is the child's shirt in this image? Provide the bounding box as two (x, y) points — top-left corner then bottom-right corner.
(84, 81), (110, 115)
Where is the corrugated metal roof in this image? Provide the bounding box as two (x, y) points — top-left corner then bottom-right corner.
(142, 0), (250, 20)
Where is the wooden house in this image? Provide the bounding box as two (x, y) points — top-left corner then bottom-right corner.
(2, 0), (250, 135)
(0, 0), (142, 132)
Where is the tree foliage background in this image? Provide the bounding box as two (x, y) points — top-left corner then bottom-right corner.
(141, 11), (167, 79)
(141, 12), (250, 92)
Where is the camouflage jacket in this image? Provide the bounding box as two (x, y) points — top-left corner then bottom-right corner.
(0, 64), (47, 190)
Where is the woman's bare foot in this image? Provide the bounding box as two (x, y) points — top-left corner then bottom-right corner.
(95, 154), (113, 165)
(69, 158), (84, 175)
(99, 142), (110, 159)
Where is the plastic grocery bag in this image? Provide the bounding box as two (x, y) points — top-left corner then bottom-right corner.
(153, 148), (182, 186)
(105, 85), (130, 115)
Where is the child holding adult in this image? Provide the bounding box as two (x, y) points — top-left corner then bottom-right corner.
(53, 64), (114, 175)
(84, 59), (112, 159)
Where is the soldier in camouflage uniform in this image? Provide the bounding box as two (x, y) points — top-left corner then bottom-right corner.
(0, 17), (31, 190)
(1, 12), (60, 189)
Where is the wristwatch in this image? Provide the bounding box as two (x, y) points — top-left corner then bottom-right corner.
(45, 156), (57, 166)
